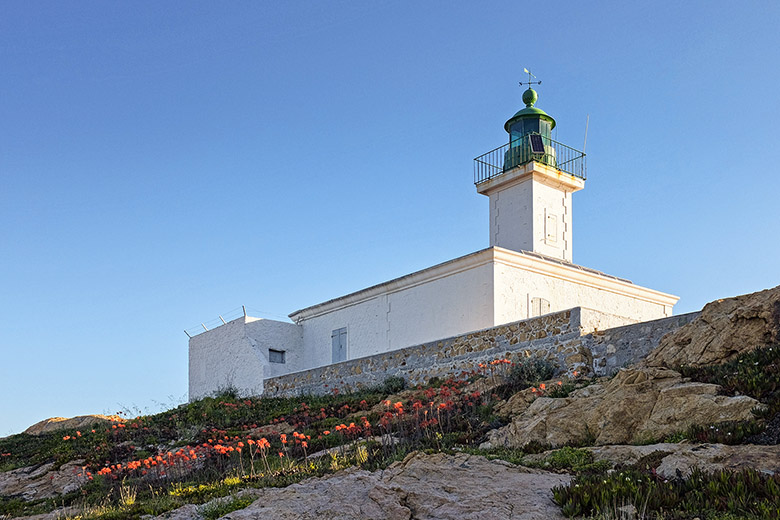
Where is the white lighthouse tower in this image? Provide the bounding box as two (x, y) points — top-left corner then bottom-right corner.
(474, 81), (585, 262)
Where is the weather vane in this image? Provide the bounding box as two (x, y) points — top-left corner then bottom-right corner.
(519, 67), (541, 89)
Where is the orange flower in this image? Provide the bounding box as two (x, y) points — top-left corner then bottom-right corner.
(323, 430), (331, 435)
(540, 383), (546, 390)
(301, 441), (308, 448)
(280, 434), (287, 444)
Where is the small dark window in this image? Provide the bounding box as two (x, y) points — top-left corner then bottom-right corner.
(269, 349), (286, 364)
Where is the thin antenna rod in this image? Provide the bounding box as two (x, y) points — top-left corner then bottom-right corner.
(583, 114), (590, 153)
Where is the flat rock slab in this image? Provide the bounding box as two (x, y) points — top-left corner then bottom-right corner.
(156, 452), (571, 520)
(0, 460), (85, 500)
(584, 443), (780, 478)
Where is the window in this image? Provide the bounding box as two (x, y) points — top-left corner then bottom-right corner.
(530, 297), (551, 318)
(331, 327), (347, 363)
(269, 349), (286, 364)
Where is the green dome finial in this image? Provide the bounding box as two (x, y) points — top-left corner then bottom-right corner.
(522, 88), (538, 107)
(504, 70), (556, 133)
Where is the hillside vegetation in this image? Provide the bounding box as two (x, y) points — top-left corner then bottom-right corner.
(2, 344), (780, 520)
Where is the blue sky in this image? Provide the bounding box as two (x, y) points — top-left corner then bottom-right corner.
(2, 1), (779, 435)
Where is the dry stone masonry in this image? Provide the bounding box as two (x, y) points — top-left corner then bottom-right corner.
(264, 307), (698, 398)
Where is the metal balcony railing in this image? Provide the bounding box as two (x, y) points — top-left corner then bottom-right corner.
(474, 134), (587, 184)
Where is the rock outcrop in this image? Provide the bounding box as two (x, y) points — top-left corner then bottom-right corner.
(23, 415), (124, 436)
(586, 443), (780, 478)
(154, 452), (571, 520)
(521, 442), (780, 479)
(644, 285), (780, 368)
(484, 367), (761, 448)
(0, 461), (85, 500)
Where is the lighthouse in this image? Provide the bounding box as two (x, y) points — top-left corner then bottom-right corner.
(189, 76), (680, 401)
(474, 83), (585, 262)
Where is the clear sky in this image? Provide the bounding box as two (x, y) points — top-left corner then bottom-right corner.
(2, 1), (779, 436)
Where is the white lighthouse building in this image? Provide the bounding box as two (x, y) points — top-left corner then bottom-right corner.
(188, 85), (678, 400)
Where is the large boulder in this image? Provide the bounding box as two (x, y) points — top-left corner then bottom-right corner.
(644, 285), (780, 368)
(154, 452), (571, 520)
(23, 415), (124, 436)
(483, 367), (761, 448)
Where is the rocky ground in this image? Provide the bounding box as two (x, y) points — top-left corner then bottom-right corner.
(2, 285), (779, 520)
(173, 452), (571, 520)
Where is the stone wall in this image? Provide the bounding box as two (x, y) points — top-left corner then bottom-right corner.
(264, 307), (575, 397)
(264, 307), (698, 398)
(582, 312), (700, 377)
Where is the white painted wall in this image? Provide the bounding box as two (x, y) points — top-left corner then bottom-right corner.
(298, 294), (390, 369)
(290, 252), (495, 369)
(190, 249), (677, 397)
(288, 247), (677, 374)
(530, 180), (572, 261)
(245, 318), (304, 378)
(489, 179), (533, 253)
(479, 162), (583, 261)
(188, 317), (302, 401)
(386, 261), (493, 352)
(492, 248), (675, 325)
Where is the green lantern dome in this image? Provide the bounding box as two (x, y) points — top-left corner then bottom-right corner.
(504, 87), (556, 135)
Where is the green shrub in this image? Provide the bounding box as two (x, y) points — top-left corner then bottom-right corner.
(505, 358), (556, 391)
(545, 381), (578, 398)
(677, 344), (780, 446)
(679, 344), (780, 405)
(553, 468), (780, 518)
(538, 447), (611, 474)
(201, 495), (256, 520)
(381, 375), (406, 394)
(683, 420), (764, 445)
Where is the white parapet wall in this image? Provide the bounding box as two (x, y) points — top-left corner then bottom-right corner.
(188, 316), (302, 401)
